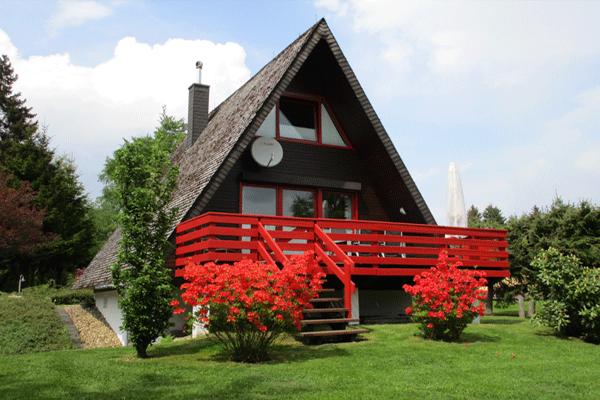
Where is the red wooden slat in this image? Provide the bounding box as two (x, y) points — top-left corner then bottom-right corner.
(267, 231), (314, 240)
(316, 219), (507, 237)
(258, 222), (288, 264)
(176, 239), (258, 256)
(174, 213), (510, 287)
(178, 225), (258, 243)
(256, 241), (276, 265)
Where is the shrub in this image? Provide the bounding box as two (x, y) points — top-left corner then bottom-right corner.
(0, 295), (72, 355)
(403, 250), (488, 342)
(52, 288), (94, 305)
(173, 251), (324, 362)
(529, 247), (600, 343)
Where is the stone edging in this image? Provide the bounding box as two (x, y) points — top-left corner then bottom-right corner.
(56, 307), (84, 349)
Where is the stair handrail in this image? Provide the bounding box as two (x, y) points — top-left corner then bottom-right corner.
(257, 221), (288, 264)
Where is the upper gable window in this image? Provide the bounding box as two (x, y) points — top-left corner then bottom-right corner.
(255, 96), (349, 147)
(279, 99), (317, 141)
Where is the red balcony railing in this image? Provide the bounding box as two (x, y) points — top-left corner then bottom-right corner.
(174, 212), (509, 317)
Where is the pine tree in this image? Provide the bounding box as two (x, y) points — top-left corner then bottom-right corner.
(0, 55), (96, 290)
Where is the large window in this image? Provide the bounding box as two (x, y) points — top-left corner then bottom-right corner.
(255, 96), (349, 148)
(241, 185), (355, 219)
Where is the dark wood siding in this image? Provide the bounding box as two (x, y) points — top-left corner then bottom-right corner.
(197, 37), (427, 224)
(201, 140), (392, 222)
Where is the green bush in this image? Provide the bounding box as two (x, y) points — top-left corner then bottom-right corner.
(0, 295), (73, 355)
(530, 247), (600, 343)
(52, 288), (94, 305)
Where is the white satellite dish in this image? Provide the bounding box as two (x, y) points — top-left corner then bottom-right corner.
(251, 137), (283, 168)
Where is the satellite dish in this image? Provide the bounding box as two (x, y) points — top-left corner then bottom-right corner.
(251, 137), (283, 167)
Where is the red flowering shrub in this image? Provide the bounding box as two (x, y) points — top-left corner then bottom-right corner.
(173, 251), (324, 362)
(403, 250), (488, 342)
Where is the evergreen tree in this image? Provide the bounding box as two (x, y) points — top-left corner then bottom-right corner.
(482, 204), (506, 228)
(499, 198), (600, 309)
(467, 204), (505, 229)
(0, 55), (96, 290)
(467, 205), (482, 227)
(0, 55), (37, 150)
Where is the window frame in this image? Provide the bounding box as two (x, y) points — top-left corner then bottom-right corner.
(240, 183), (357, 220)
(258, 93), (353, 149)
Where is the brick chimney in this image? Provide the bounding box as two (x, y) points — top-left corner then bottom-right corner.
(187, 61), (209, 148)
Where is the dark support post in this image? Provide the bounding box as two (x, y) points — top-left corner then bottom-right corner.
(486, 280), (495, 315)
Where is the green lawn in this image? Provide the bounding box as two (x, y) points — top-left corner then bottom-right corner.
(1, 314), (598, 400)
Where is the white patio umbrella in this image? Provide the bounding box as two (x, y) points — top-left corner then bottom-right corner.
(446, 162), (467, 228)
(446, 162), (480, 323)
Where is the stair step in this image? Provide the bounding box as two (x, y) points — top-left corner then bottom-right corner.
(319, 288), (335, 293)
(300, 329), (370, 337)
(309, 297), (343, 303)
(303, 308), (348, 314)
(301, 318), (360, 325)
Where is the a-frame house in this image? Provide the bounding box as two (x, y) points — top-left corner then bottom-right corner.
(74, 19), (508, 344)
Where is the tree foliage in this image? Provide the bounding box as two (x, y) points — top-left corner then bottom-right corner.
(0, 55), (95, 291)
(0, 54), (37, 149)
(108, 113), (184, 358)
(499, 198), (600, 305)
(0, 168), (56, 280)
(530, 247), (600, 343)
(468, 204), (506, 229)
(93, 108), (186, 250)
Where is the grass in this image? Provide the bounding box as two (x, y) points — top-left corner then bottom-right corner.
(1, 312), (598, 400)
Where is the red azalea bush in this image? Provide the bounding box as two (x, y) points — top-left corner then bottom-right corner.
(172, 251), (324, 362)
(403, 250), (488, 342)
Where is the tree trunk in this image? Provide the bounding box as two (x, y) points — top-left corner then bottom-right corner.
(517, 293), (525, 318)
(136, 343), (148, 359)
(485, 282), (494, 315)
(528, 300), (535, 318)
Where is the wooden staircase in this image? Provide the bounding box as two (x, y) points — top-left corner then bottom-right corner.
(299, 287), (369, 345)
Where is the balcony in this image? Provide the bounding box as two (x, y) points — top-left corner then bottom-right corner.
(175, 212), (508, 316)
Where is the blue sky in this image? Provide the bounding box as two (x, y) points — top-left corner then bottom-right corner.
(1, 0), (599, 224)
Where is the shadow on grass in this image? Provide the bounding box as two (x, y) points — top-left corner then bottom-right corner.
(144, 334), (352, 365)
(461, 331), (502, 343)
(265, 338), (352, 364)
(480, 317), (525, 325)
(145, 336), (220, 359)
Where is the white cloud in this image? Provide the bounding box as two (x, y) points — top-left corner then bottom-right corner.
(5, 30), (251, 199)
(459, 162), (472, 172)
(575, 147), (600, 172)
(47, 0), (113, 37)
(0, 29), (19, 60)
(319, 1), (600, 92)
(414, 166), (441, 182)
